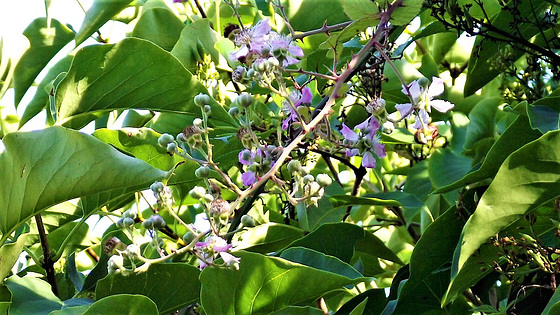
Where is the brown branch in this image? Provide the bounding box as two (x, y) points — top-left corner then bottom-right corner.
(35, 214), (59, 297)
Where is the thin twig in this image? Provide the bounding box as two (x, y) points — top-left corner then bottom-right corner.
(35, 214), (59, 297)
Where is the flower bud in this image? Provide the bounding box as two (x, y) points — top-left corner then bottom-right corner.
(418, 77), (430, 89)
(316, 173), (332, 187)
(126, 244), (140, 257)
(158, 133), (175, 147)
(183, 231), (196, 244)
(382, 121), (394, 134)
(235, 93), (253, 108)
(228, 107), (240, 116)
(189, 186), (206, 199)
(193, 118), (203, 128)
(204, 105), (212, 114)
(123, 209), (138, 220)
(167, 142), (177, 153)
(151, 215), (166, 229)
(108, 255), (124, 271)
(176, 133), (187, 143)
(203, 194), (214, 203)
(302, 174), (314, 184)
(287, 160), (302, 173)
(195, 166), (211, 178)
(122, 217), (135, 227)
(142, 219), (155, 230)
(194, 93), (211, 107)
(241, 215), (256, 227)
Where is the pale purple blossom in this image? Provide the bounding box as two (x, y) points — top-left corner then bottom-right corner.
(241, 171), (256, 186)
(238, 149), (254, 165)
(340, 116), (386, 168)
(282, 87), (312, 130)
(196, 236), (239, 269)
(395, 77), (454, 130)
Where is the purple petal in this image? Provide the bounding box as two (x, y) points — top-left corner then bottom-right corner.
(238, 149), (253, 165)
(430, 100), (454, 113)
(346, 148), (359, 157)
(340, 123), (360, 141)
(288, 44), (304, 57)
(355, 118), (368, 131)
(230, 46), (249, 61)
(413, 110), (430, 130)
(368, 116), (380, 131)
(301, 87), (312, 103)
(427, 77), (445, 98)
(372, 143), (386, 158)
(403, 80), (422, 102)
(219, 252), (241, 265)
(214, 243), (232, 252)
(252, 18), (271, 38)
(282, 56), (301, 67)
(395, 103), (413, 118)
(362, 151), (376, 168)
(242, 171), (256, 187)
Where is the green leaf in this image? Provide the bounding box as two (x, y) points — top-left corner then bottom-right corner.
(450, 130), (560, 295)
(199, 251), (361, 314)
(130, 0), (185, 51)
(527, 91), (560, 134)
(542, 288), (560, 315)
(0, 286), (11, 314)
(391, 0), (424, 26)
(435, 115), (542, 193)
(391, 207), (463, 314)
(280, 247), (363, 279)
(19, 54), (73, 128)
(13, 18), (74, 107)
(0, 127), (168, 243)
(282, 0), (349, 32)
(464, 97), (502, 149)
(342, 0), (379, 21)
(171, 19), (221, 72)
(75, 0), (134, 46)
(271, 306), (324, 314)
(54, 38), (237, 129)
(84, 294), (157, 315)
(96, 263), (200, 313)
(334, 289), (387, 315)
(0, 234), (31, 282)
(4, 276), (63, 315)
(48, 305), (90, 315)
(428, 148), (472, 189)
(464, 0), (549, 95)
(233, 223), (305, 253)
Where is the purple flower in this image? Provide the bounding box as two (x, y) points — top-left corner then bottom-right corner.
(230, 19), (271, 61)
(268, 32), (305, 66)
(219, 252), (241, 269)
(282, 87), (312, 130)
(238, 149), (254, 165)
(241, 171), (256, 187)
(396, 77), (454, 130)
(339, 116), (385, 168)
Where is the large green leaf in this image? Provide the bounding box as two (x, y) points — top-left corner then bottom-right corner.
(282, 0), (349, 32)
(391, 207), (463, 314)
(96, 263), (200, 313)
(280, 247), (363, 279)
(0, 126), (168, 243)
(435, 115), (542, 193)
(84, 294), (158, 315)
(4, 276), (63, 315)
(335, 289), (387, 315)
(13, 18), (74, 107)
(75, 0), (134, 46)
(463, 97), (502, 150)
(450, 130), (560, 292)
(233, 223), (305, 253)
(199, 251), (362, 314)
(171, 19), (221, 72)
(527, 89), (560, 134)
(54, 37), (237, 129)
(130, 0), (185, 51)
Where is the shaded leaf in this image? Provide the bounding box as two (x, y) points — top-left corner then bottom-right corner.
(335, 289), (387, 315)
(171, 19), (221, 72)
(84, 294), (157, 315)
(282, 0), (349, 32)
(14, 18), (74, 107)
(0, 127), (168, 242)
(4, 276), (63, 315)
(450, 130), (560, 299)
(75, 0), (134, 46)
(280, 247), (363, 279)
(0, 234), (31, 282)
(200, 251), (361, 314)
(96, 263), (200, 313)
(464, 97), (502, 149)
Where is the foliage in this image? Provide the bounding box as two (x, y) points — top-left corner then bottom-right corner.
(0, 0), (559, 314)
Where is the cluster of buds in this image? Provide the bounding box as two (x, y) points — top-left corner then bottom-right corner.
(116, 209), (138, 229)
(287, 160), (332, 207)
(340, 116), (386, 168)
(104, 237), (141, 275)
(150, 181), (173, 209)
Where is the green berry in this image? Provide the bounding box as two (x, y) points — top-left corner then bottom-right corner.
(316, 173), (332, 187)
(302, 174), (314, 184)
(194, 93), (211, 107)
(241, 215), (256, 227)
(287, 160), (302, 173)
(122, 217), (135, 227)
(158, 133), (175, 147)
(195, 166), (211, 178)
(142, 219), (154, 230)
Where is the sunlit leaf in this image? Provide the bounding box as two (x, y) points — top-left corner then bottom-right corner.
(13, 18), (74, 107)
(233, 223), (305, 253)
(171, 19), (221, 72)
(130, 0), (184, 51)
(75, 0), (134, 46)
(84, 294), (157, 315)
(0, 127), (168, 243)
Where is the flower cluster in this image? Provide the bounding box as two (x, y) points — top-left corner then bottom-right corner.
(230, 18), (304, 68)
(340, 116), (386, 168)
(238, 146), (282, 186)
(395, 77), (454, 130)
(282, 86), (312, 130)
(196, 236), (240, 270)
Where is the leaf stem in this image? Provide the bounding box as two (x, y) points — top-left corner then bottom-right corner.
(35, 213), (60, 297)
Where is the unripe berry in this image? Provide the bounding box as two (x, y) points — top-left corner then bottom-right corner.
(204, 105), (212, 114)
(142, 219), (154, 230)
(183, 231), (196, 244)
(150, 181), (164, 193)
(189, 186), (206, 199)
(316, 174), (332, 187)
(236, 93), (253, 108)
(123, 209), (137, 220)
(241, 215), (256, 227)
(228, 107), (240, 116)
(176, 133), (187, 143)
(158, 133), (175, 147)
(302, 174), (314, 184)
(151, 215), (166, 229)
(193, 118), (203, 128)
(166, 142), (177, 153)
(195, 166), (211, 178)
(122, 217), (135, 227)
(287, 160), (302, 173)
(194, 93), (211, 107)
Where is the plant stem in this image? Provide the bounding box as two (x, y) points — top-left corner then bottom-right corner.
(35, 213), (59, 297)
